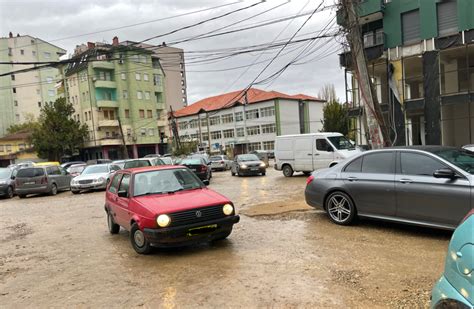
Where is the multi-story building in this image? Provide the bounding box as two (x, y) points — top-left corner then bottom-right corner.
(60, 37), (168, 160)
(173, 88), (325, 154)
(121, 41), (188, 110)
(338, 0), (474, 147)
(0, 33), (66, 137)
(0, 131), (38, 167)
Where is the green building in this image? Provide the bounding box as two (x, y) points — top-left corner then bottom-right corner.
(61, 37), (168, 160)
(338, 0), (474, 147)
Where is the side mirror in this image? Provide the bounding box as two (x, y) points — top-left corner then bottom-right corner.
(433, 168), (456, 179)
(203, 180), (210, 186)
(10, 175), (15, 180)
(118, 190), (128, 198)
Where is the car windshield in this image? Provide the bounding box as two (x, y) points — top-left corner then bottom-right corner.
(0, 168), (11, 179)
(134, 168), (203, 196)
(68, 165), (85, 173)
(238, 154), (259, 161)
(432, 149), (474, 174)
(327, 136), (355, 150)
(82, 165), (109, 174)
(160, 157), (173, 165)
(210, 156), (222, 161)
(180, 158), (203, 165)
(124, 160), (151, 169)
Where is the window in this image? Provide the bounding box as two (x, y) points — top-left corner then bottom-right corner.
(0, 145), (3, 152)
(155, 92), (163, 103)
(153, 74), (162, 87)
(178, 122), (188, 130)
(108, 174), (122, 194)
(200, 118), (208, 127)
(363, 32), (374, 47)
(147, 110), (153, 118)
(15, 114), (20, 122)
(36, 89), (40, 95)
(85, 112), (88, 121)
(32, 51), (36, 56)
(46, 166), (61, 176)
(121, 73), (126, 80)
(375, 28), (384, 45)
(148, 128), (154, 136)
(145, 91), (150, 100)
(361, 152), (394, 174)
(139, 109), (145, 118)
(400, 152), (446, 176)
(246, 126), (260, 136)
(316, 139), (331, 151)
(210, 131), (222, 139)
(105, 131), (110, 138)
(344, 157), (363, 173)
(137, 91), (143, 100)
(123, 90), (128, 99)
(13, 88), (16, 94)
(402, 10), (420, 45)
(247, 142), (261, 152)
(437, 0), (458, 37)
(221, 114), (233, 124)
(143, 73), (149, 81)
(403, 56), (424, 100)
(48, 89), (55, 97)
(263, 141), (275, 150)
(44, 52), (51, 59)
(37, 102), (41, 108)
(11, 75), (15, 81)
(6, 145), (12, 152)
(236, 127), (245, 137)
(135, 73), (141, 81)
(260, 106), (275, 117)
(14, 100), (18, 106)
(223, 129), (234, 138)
(202, 132), (209, 141)
(235, 112), (243, 122)
(8, 48), (12, 56)
(127, 129), (132, 136)
(245, 109), (259, 120)
(209, 116), (220, 126)
(46, 76), (53, 84)
(189, 119), (198, 129)
(140, 129), (146, 136)
(261, 123), (276, 134)
(118, 174), (130, 195)
(20, 49), (25, 55)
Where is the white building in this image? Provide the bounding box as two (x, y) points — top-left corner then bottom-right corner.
(173, 88), (325, 154)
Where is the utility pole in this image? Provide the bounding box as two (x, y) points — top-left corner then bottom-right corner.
(341, 0), (390, 148)
(117, 117), (129, 159)
(206, 112), (212, 155)
(169, 106), (181, 152)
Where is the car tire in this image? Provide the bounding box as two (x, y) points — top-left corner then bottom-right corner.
(213, 229), (232, 241)
(49, 184), (58, 196)
(303, 171), (311, 176)
(325, 191), (357, 225)
(282, 165), (294, 177)
(237, 170), (242, 177)
(18, 194), (27, 199)
(130, 223), (152, 254)
(6, 186), (14, 199)
(231, 170), (235, 176)
(261, 172), (266, 176)
(107, 211), (120, 234)
(71, 190), (80, 194)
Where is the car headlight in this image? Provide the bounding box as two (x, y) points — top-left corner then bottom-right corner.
(240, 164), (248, 169)
(97, 177), (105, 183)
(0, 180), (7, 185)
(157, 214), (171, 227)
(71, 180), (77, 185)
(223, 204), (234, 216)
(259, 162), (266, 167)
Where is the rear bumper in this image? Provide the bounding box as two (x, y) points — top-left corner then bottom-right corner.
(211, 164), (226, 170)
(15, 185), (49, 195)
(193, 172), (208, 180)
(304, 185), (325, 210)
(143, 215), (240, 247)
(431, 275), (472, 308)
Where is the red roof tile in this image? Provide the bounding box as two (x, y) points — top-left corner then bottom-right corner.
(174, 88), (324, 117)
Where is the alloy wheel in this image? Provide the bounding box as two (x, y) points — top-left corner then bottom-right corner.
(133, 230), (145, 248)
(327, 194), (352, 223)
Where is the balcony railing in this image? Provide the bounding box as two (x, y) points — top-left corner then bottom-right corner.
(94, 80), (116, 88)
(97, 100), (119, 108)
(92, 61), (115, 70)
(97, 119), (119, 127)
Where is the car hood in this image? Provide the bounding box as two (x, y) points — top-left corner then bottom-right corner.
(336, 148), (361, 158)
(134, 188), (230, 214)
(73, 173), (109, 180)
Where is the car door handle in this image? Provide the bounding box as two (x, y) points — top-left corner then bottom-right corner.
(399, 179), (413, 184)
(307, 153), (313, 156)
(347, 176), (358, 181)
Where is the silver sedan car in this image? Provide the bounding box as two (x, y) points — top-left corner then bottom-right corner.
(305, 146), (474, 230)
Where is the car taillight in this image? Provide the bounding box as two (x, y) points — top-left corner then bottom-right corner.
(41, 177), (48, 184)
(306, 175), (314, 185)
(201, 165), (208, 172)
(460, 209), (474, 224)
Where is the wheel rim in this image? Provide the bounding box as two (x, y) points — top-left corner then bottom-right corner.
(284, 167), (291, 176)
(327, 195), (352, 223)
(7, 187), (13, 198)
(107, 213), (113, 230)
(133, 230), (145, 248)
(52, 185), (57, 195)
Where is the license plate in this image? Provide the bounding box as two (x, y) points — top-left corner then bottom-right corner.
(251, 168), (259, 171)
(187, 224), (217, 236)
(24, 182), (35, 185)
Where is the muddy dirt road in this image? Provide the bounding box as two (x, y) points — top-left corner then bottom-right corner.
(0, 168), (451, 308)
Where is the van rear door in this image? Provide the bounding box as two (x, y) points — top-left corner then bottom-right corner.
(294, 137), (314, 171)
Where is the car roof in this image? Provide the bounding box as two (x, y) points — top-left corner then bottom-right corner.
(376, 145), (458, 152)
(121, 165), (185, 173)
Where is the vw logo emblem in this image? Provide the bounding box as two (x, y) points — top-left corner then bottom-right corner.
(195, 211), (202, 218)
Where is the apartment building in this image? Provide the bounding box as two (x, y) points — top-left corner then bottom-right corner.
(60, 37), (168, 160)
(0, 131), (38, 167)
(338, 0), (474, 147)
(173, 88), (325, 154)
(121, 41), (188, 111)
(0, 33), (66, 137)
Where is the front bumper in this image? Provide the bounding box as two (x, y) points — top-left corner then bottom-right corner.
(143, 215), (240, 247)
(431, 275), (472, 308)
(0, 184), (10, 196)
(71, 182), (107, 191)
(239, 167), (265, 175)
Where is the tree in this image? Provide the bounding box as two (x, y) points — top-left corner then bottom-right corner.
(7, 114), (39, 134)
(32, 98), (88, 161)
(322, 101), (349, 136)
(318, 83), (338, 103)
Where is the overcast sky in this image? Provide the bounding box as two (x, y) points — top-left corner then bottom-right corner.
(1, 0), (346, 104)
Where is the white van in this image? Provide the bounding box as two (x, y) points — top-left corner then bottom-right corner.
(274, 133), (361, 177)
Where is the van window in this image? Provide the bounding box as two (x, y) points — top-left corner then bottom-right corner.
(361, 152), (394, 174)
(316, 139), (331, 152)
(47, 166), (61, 175)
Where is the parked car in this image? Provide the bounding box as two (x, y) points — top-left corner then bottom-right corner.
(123, 158), (161, 169)
(34, 161), (60, 167)
(231, 154), (266, 176)
(8, 161), (34, 170)
(179, 157), (212, 184)
(305, 146), (474, 230)
(462, 144), (474, 152)
(70, 164), (120, 194)
(144, 154), (161, 158)
(210, 155), (231, 171)
(159, 157), (173, 165)
(66, 164), (87, 177)
(112, 160), (126, 169)
(15, 165), (71, 198)
(275, 133), (361, 177)
(104, 166), (240, 254)
(0, 167), (16, 199)
(189, 153), (211, 165)
(431, 209), (473, 308)
(60, 161), (86, 169)
(86, 159), (112, 165)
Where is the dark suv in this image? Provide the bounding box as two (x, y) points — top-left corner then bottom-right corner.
(0, 168), (16, 199)
(15, 166), (72, 198)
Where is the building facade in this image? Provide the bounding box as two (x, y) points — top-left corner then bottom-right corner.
(60, 37), (169, 160)
(338, 0), (474, 147)
(0, 131), (38, 167)
(173, 88), (325, 155)
(0, 33), (66, 137)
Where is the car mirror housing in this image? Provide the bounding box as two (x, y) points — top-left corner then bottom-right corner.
(433, 168), (456, 179)
(10, 175), (15, 180)
(118, 190), (128, 198)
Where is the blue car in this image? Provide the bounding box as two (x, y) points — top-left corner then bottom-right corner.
(431, 210), (474, 308)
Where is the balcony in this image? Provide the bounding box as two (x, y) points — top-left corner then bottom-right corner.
(97, 100), (119, 108)
(99, 138), (123, 146)
(92, 61), (115, 70)
(94, 80), (116, 89)
(98, 119), (119, 127)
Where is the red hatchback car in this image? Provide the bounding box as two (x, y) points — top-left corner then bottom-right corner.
(105, 166), (240, 254)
